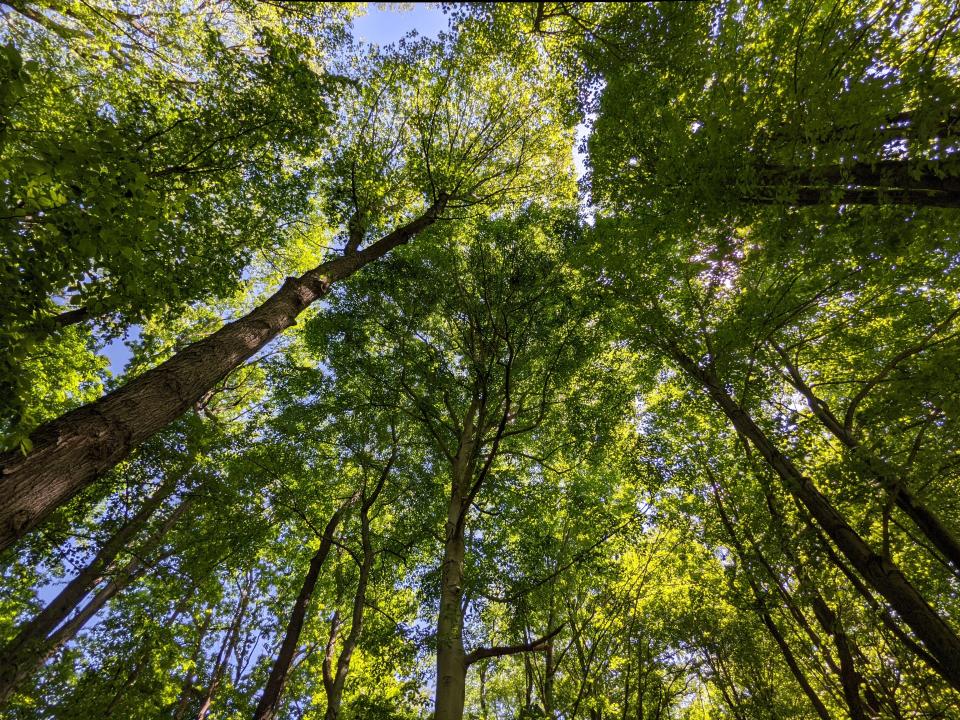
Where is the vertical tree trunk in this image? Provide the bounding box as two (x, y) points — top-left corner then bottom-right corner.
(0, 497), (190, 705)
(668, 345), (960, 687)
(434, 491), (469, 720)
(0, 196), (447, 552)
(434, 402), (478, 720)
(253, 498), (354, 720)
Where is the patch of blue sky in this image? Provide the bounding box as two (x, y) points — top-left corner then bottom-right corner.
(351, 3), (449, 46)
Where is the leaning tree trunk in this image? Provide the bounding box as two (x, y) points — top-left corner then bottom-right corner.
(196, 571), (253, 720)
(667, 344), (960, 688)
(252, 499), (354, 720)
(0, 471), (177, 679)
(0, 195), (447, 552)
(323, 452), (393, 720)
(0, 497), (190, 705)
(711, 486), (834, 720)
(774, 345), (960, 574)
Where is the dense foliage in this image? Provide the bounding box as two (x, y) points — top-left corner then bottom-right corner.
(1, 2), (959, 719)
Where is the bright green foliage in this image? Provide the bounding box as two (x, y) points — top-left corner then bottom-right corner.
(3, 2), (960, 719)
(0, 1), (355, 437)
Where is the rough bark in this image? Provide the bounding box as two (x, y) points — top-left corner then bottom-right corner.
(668, 345), (960, 688)
(252, 498), (354, 720)
(0, 497), (189, 705)
(0, 194), (447, 552)
(433, 436), (473, 720)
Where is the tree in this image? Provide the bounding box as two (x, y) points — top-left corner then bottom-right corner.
(0, 24), (572, 552)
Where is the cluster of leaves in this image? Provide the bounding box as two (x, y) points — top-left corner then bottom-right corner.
(2, 2), (960, 720)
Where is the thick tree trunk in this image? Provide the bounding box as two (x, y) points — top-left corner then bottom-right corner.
(0, 497), (189, 705)
(0, 195), (447, 552)
(433, 402), (478, 720)
(434, 491), (469, 720)
(669, 346), (960, 688)
(753, 158), (960, 208)
(253, 499), (354, 720)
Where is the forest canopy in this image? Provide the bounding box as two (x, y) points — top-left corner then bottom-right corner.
(1, 1), (959, 719)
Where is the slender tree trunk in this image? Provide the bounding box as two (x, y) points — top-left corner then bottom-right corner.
(323, 452), (393, 720)
(197, 571), (253, 720)
(0, 497), (189, 705)
(0, 195), (447, 552)
(0, 472), (178, 687)
(800, 510), (960, 694)
(774, 345), (960, 574)
(758, 485), (873, 719)
(711, 485), (834, 720)
(253, 498), (354, 720)
(667, 344), (960, 687)
(172, 607), (216, 720)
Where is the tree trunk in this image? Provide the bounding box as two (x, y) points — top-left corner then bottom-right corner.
(668, 345), (960, 688)
(0, 195), (447, 552)
(433, 402), (478, 720)
(434, 491), (469, 720)
(0, 497), (189, 705)
(196, 571), (253, 720)
(711, 485), (834, 720)
(774, 346), (960, 574)
(323, 452), (393, 720)
(758, 159), (960, 208)
(172, 607), (215, 720)
(0, 472), (178, 689)
(253, 498), (354, 720)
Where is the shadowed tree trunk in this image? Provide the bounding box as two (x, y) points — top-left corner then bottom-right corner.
(434, 401), (479, 720)
(755, 158), (960, 208)
(252, 497), (356, 720)
(322, 450), (394, 720)
(772, 342), (960, 575)
(0, 495), (191, 705)
(711, 484), (835, 720)
(0, 194), (447, 552)
(666, 341), (960, 688)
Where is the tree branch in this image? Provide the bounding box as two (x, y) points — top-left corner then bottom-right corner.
(465, 624), (565, 666)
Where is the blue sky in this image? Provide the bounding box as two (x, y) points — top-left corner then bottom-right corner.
(352, 3), (449, 45)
